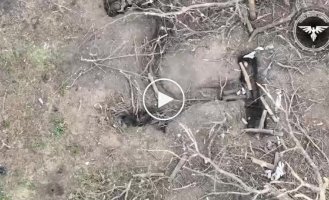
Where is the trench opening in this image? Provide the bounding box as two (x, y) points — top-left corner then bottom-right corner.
(238, 56), (266, 129)
(102, 3), (266, 131)
(118, 55), (266, 131)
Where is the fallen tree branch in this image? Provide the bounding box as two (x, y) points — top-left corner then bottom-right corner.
(141, 0), (243, 17)
(244, 128), (282, 136)
(132, 173), (165, 178)
(179, 124), (271, 197)
(276, 62), (305, 75)
(223, 94), (246, 101)
(251, 157), (275, 169)
(260, 96), (279, 123)
(283, 108), (327, 200)
(239, 62), (253, 90)
(248, 0), (256, 20)
(249, 9), (297, 42)
(258, 110), (267, 129)
(169, 155), (188, 182)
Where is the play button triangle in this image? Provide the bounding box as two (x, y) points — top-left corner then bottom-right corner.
(158, 92), (174, 108)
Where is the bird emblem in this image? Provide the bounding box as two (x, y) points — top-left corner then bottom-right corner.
(298, 26), (329, 42)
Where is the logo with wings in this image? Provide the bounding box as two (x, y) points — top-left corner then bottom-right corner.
(298, 26), (329, 42)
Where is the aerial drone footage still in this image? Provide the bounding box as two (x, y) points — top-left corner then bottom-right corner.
(1, 0), (329, 199)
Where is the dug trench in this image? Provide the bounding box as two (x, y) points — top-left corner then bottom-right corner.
(114, 18), (266, 133)
(102, 14), (276, 198)
(104, 0), (266, 132)
(101, 0), (268, 132)
(118, 55), (266, 132)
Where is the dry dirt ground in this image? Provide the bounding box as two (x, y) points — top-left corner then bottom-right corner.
(0, 0), (329, 200)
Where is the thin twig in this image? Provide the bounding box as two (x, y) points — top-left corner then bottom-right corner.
(148, 73), (159, 98)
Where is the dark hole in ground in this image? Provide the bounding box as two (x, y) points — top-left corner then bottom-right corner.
(118, 111), (152, 127)
(104, 0), (123, 17)
(0, 165), (7, 176)
(45, 182), (64, 196)
(238, 56), (265, 128)
(103, 0), (156, 17)
(118, 110), (167, 132)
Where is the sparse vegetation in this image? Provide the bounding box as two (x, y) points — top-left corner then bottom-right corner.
(69, 168), (168, 200)
(0, 182), (10, 200)
(0, 50), (15, 72)
(53, 118), (66, 138)
(27, 46), (53, 70)
(30, 140), (47, 151)
(66, 144), (81, 156)
(0, 120), (10, 130)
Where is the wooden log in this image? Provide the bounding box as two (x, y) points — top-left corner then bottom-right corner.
(248, 0), (257, 21)
(260, 96), (279, 123)
(133, 173), (164, 178)
(223, 95), (246, 101)
(169, 155), (188, 182)
(244, 128), (283, 136)
(251, 157), (275, 169)
(239, 62), (253, 91)
(274, 152), (280, 167)
(223, 89), (239, 95)
(258, 110), (267, 129)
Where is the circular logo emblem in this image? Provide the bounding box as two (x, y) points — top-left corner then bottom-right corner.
(292, 9), (329, 52)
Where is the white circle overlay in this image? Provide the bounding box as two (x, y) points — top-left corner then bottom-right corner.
(292, 9), (329, 52)
(142, 78), (185, 121)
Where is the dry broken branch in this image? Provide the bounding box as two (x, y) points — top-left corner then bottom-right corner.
(148, 72), (159, 97)
(244, 128), (282, 136)
(249, 9), (297, 42)
(248, 0), (256, 20)
(258, 110), (267, 129)
(251, 157), (275, 169)
(260, 96), (279, 123)
(179, 124), (271, 197)
(141, 0), (243, 17)
(239, 62), (253, 90)
(169, 155), (188, 182)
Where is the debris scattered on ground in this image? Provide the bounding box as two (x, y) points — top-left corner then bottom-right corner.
(266, 161), (285, 181)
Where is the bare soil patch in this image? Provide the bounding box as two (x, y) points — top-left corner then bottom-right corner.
(1, 0), (329, 200)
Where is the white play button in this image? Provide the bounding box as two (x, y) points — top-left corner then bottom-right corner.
(143, 78), (185, 121)
(158, 92), (174, 108)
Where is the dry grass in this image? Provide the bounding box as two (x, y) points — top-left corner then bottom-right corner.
(69, 167), (169, 199)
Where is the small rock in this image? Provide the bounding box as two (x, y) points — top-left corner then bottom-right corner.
(38, 98), (44, 105)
